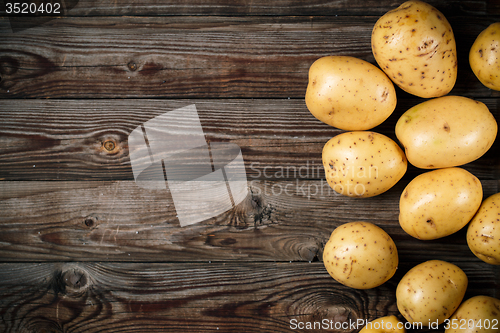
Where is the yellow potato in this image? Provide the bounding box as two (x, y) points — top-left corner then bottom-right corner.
(467, 192), (500, 265)
(372, 1), (457, 98)
(395, 96), (497, 169)
(399, 168), (483, 240)
(470, 23), (500, 91)
(323, 222), (398, 289)
(445, 295), (500, 333)
(359, 315), (406, 333)
(396, 260), (468, 325)
(305, 56), (397, 130)
(322, 131), (407, 198)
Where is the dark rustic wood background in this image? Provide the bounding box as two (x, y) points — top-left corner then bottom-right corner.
(0, 1), (499, 332)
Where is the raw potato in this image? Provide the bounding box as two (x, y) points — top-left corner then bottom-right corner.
(305, 56), (397, 130)
(395, 96), (498, 169)
(445, 296), (500, 333)
(359, 315), (406, 333)
(467, 192), (500, 265)
(396, 260), (468, 325)
(323, 222), (398, 289)
(399, 168), (483, 240)
(372, 1), (457, 98)
(470, 22), (500, 91)
(322, 131), (407, 198)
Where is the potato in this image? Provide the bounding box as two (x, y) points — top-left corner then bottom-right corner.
(372, 1), (457, 98)
(470, 23), (500, 91)
(445, 295), (500, 333)
(395, 96), (497, 169)
(467, 192), (500, 265)
(399, 167), (483, 240)
(322, 131), (407, 198)
(323, 222), (398, 289)
(396, 260), (468, 325)
(305, 56), (397, 130)
(359, 315), (406, 333)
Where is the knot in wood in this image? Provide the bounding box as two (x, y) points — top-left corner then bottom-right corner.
(298, 244), (320, 262)
(0, 56), (20, 75)
(31, 320), (64, 333)
(84, 215), (97, 228)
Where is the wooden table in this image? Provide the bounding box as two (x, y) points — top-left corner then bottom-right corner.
(0, 1), (499, 332)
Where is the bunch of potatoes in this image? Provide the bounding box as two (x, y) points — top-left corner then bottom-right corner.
(305, 1), (500, 331)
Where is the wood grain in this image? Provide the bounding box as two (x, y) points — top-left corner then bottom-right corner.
(0, 99), (498, 181)
(1, 15), (499, 99)
(0, 179), (498, 262)
(0, 261), (497, 333)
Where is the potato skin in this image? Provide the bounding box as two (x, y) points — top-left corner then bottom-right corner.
(305, 56), (397, 130)
(322, 131), (407, 198)
(359, 315), (406, 333)
(323, 222), (398, 289)
(467, 193), (500, 265)
(396, 260), (468, 325)
(445, 295), (500, 333)
(372, 1), (457, 98)
(399, 168), (483, 240)
(470, 22), (500, 91)
(395, 96), (497, 169)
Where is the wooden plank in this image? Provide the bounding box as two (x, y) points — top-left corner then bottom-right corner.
(0, 99), (498, 181)
(1, 0), (498, 17)
(1, 16), (499, 99)
(0, 261), (496, 333)
(0, 179), (498, 262)
(0, 1), (498, 332)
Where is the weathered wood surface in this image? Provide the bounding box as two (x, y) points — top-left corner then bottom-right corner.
(1, 15), (500, 99)
(0, 261), (497, 333)
(0, 99), (498, 181)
